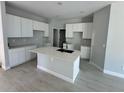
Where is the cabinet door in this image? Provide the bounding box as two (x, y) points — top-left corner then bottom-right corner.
(21, 18), (33, 37)
(81, 46), (90, 59)
(18, 48), (26, 64)
(66, 24), (73, 38)
(44, 23), (49, 37)
(33, 20), (43, 31)
(9, 48), (25, 67)
(6, 14), (21, 37)
(83, 23), (93, 39)
(33, 20), (38, 30)
(25, 46), (36, 61)
(9, 50), (18, 67)
(73, 23), (83, 32)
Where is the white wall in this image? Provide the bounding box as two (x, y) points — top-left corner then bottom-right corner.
(104, 3), (124, 75)
(90, 5), (110, 70)
(0, 1), (9, 70)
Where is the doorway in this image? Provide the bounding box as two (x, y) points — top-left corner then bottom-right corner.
(53, 29), (59, 47)
(59, 29), (66, 48)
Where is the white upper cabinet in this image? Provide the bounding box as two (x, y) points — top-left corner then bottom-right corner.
(43, 23), (49, 37)
(66, 23), (83, 38)
(33, 20), (43, 31)
(21, 17), (33, 37)
(33, 20), (49, 37)
(83, 23), (93, 39)
(65, 23), (93, 38)
(7, 14), (33, 37)
(66, 24), (73, 38)
(73, 23), (83, 32)
(6, 14), (21, 37)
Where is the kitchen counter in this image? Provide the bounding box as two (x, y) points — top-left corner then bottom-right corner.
(31, 47), (80, 83)
(31, 47), (80, 62)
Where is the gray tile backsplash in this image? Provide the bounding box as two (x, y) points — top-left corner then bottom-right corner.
(8, 31), (49, 48)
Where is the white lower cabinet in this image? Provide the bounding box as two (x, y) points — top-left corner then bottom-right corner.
(9, 45), (36, 68)
(25, 46), (36, 61)
(9, 48), (25, 67)
(81, 46), (90, 59)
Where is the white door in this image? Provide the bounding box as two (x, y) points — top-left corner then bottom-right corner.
(21, 18), (33, 37)
(6, 14), (21, 37)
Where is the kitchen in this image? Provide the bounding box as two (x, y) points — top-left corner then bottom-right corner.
(1, 1), (124, 92)
(4, 1), (93, 83)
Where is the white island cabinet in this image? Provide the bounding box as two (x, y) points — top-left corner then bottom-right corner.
(31, 47), (80, 83)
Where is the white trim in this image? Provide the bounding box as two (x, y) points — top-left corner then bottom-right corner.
(89, 61), (103, 71)
(73, 69), (79, 82)
(104, 70), (124, 79)
(2, 65), (11, 71)
(37, 65), (74, 83)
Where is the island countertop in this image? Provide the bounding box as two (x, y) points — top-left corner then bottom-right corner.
(31, 47), (81, 62)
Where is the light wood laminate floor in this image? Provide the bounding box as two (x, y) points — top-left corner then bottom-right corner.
(0, 59), (124, 92)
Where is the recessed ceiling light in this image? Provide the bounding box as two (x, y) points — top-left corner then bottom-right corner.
(57, 2), (63, 6)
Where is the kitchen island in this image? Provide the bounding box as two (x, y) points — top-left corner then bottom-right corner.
(31, 47), (81, 83)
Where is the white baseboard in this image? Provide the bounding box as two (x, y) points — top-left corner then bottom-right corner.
(37, 65), (74, 83)
(2, 65), (11, 71)
(89, 61), (103, 71)
(104, 70), (124, 79)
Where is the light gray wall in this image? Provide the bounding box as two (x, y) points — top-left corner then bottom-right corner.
(90, 5), (110, 70)
(104, 3), (124, 74)
(0, 1), (9, 69)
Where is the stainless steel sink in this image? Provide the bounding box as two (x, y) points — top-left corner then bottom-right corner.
(56, 48), (74, 53)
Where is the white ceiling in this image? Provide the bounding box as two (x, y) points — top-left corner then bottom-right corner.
(6, 1), (113, 20)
